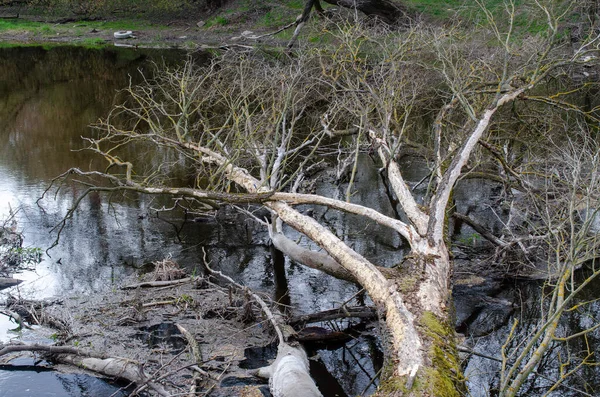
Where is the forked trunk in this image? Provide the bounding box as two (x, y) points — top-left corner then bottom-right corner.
(269, 202), (461, 396)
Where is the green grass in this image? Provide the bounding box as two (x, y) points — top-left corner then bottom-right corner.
(260, 11), (290, 28)
(0, 17), (159, 39)
(80, 37), (109, 48)
(204, 16), (228, 28)
(404, 0), (508, 19)
(404, 0), (568, 37)
(0, 19), (46, 32)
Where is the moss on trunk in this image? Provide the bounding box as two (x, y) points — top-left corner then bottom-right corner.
(373, 311), (464, 397)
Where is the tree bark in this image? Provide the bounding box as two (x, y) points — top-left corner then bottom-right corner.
(258, 343), (323, 397)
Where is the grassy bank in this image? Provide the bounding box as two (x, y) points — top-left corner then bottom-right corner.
(0, 0), (580, 48)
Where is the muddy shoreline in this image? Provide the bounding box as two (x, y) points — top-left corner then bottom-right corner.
(2, 261), (277, 396)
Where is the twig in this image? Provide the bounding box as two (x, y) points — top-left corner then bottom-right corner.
(176, 324), (202, 364)
(121, 277), (196, 289)
(201, 248), (284, 344)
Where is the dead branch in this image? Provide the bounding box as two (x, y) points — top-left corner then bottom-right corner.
(289, 306), (377, 326)
(121, 277), (197, 289)
(201, 248), (285, 345)
(453, 212), (508, 247)
(176, 324), (202, 364)
(0, 342), (100, 358)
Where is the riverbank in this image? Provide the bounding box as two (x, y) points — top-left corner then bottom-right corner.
(0, 2), (300, 49)
(1, 259), (275, 396)
(0, 17), (272, 49)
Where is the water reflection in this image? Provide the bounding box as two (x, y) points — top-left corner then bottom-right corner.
(0, 45), (390, 396)
(464, 271), (600, 397)
(0, 45), (209, 305)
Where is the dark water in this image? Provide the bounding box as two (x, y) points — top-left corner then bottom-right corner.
(0, 45), (211, 297)
(0, 45), (394, 396)
(463, 271), (600, 397)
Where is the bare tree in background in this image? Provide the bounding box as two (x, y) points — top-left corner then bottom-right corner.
(496, 127), (600, 397)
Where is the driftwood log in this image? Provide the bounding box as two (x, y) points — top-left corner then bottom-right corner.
(0, 342), (172, 396)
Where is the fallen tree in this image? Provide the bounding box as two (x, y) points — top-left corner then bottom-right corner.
(44, 1), (600, 395)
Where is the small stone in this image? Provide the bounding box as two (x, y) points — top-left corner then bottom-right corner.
(197, 20), (205, 28)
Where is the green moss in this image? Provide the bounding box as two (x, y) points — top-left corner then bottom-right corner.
(397, 274), (418, 294)
(376, 376), (406, 394)
(419, 311), (463, 397)
(421, 311), (447, 336)
(373, 312), (463, 396)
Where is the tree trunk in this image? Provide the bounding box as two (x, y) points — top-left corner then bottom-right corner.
(268, 201), (461, 396)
